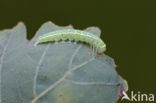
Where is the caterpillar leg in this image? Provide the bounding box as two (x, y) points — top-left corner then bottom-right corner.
(90, 45), (96, 57)
(68, 41), (72, 44)
(73, 42), (77, 45)
(61, 40), (65, 43)
(93, 47), (98, 57)
(54, 41), (59, 44)
(87, 45), (92, 56)
(94, 47), (99, 57)
(92, 46), (95, 57)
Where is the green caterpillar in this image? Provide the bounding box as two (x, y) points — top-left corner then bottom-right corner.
(35, 29), (106, 54)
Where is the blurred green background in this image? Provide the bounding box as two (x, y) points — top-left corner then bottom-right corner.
(0, 0), (155, 102)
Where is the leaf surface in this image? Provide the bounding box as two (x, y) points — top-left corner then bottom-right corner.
(0, 21), (128, 103)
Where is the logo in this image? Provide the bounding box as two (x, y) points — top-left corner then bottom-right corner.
(121, 91), (155, 102)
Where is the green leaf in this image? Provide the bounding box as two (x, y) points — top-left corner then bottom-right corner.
(0, 21), (128, 103)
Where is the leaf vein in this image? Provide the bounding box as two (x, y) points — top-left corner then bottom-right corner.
(31, 57), (95, 103)
(33, 44), (50, 97)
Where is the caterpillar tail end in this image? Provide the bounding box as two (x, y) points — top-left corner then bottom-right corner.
(34, 41), (39, 46)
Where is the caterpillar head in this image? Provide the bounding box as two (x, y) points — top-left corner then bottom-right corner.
(97, 44), (106, 54)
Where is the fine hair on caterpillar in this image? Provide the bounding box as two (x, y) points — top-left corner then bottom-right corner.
(35, 29), (106, 54)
